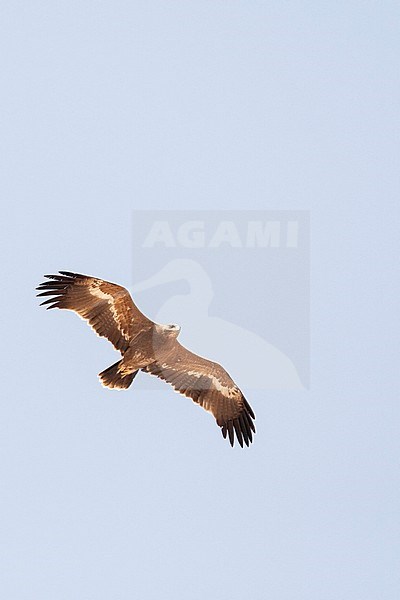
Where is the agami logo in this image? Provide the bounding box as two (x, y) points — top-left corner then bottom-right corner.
(142, 220), (299, 248)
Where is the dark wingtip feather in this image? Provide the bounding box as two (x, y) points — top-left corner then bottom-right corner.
(40, 297), (60, 307)
(37, 281), (68, 289)
(233, 419), (244, 448)
(243, 397), (255, 420)
(37, 290), (63, 297)
(227, 421), (234, 447)
(59, 270), (86, 278)
(243, 405), (256, 433)
(248, 418), (256, 434)
(239, 414), (250, 447)
(247, 427), (253, 443)
(43, 274), (68, 280)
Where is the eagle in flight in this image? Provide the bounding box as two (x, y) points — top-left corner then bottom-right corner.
(37, 271), (256, 447)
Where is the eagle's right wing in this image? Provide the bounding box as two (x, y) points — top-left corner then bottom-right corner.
(143, 341), (256, 447)
(37, 271), (153, 353)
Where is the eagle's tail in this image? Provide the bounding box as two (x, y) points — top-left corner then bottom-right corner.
(99, 360), (138, 390)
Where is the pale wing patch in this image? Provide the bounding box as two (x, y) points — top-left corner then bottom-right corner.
(90, 282), (130, 342)
(89, 283), (113, 301)
(156, 363), (238, 399)
(210, 375), (239, 398)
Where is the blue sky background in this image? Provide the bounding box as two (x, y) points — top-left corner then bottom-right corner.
(1, 2), (399, 599)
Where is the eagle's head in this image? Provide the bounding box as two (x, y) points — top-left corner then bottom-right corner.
(157, 323), (181, 338)
(166, 323), (181, 337)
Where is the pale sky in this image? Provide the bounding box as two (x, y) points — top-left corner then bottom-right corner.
(1, 2), (399, 599)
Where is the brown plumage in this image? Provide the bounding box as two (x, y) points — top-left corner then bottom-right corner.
(37, 271), (256, 447)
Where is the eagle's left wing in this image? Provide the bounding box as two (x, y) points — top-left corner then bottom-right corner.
(37, 271), (153, 352)
(143, 341), (256, 447)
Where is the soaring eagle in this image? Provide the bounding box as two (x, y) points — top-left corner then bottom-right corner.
(37, 271), (256, 447)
